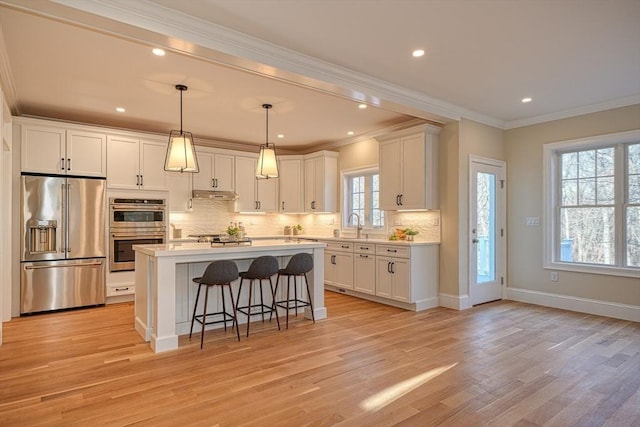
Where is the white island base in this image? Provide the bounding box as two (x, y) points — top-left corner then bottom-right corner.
(133, 239), (327, 353)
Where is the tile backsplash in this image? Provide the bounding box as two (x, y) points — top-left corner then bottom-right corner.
(169, 199), (440, 242)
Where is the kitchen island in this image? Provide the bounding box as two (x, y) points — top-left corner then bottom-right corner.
(133, 239), (326, 353)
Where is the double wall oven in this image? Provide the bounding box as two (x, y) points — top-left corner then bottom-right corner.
(109, 198), (166, 272)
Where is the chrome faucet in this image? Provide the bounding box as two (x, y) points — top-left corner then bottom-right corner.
(348, 212), (363, 239)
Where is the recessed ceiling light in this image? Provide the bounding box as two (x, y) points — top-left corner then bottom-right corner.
(347, 131), (354, 136)
(152, 48), (166, 56)
(277, 134), (284, 139)
(412, 49), (425, 58)
(358, 104), (367, 109)
(115, 107), (126, 113)
(521, 97), (532, 103)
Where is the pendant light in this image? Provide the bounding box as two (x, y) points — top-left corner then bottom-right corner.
(164, 84), (199, 173)
(256, 103), (279, 179)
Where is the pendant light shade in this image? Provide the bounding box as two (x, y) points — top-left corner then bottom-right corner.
(256, 103), (279, 179)
(165, 84), (199, 173)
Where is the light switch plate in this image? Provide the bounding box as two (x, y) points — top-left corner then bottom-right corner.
(526, 217), (540, 226)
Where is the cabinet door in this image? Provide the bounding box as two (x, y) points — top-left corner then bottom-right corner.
(390, 258), (410, 302)
(167, 170), (192, 212)
(139, 140), (167, 191)
(21, 125), (65, 174)
(66, 130), (107, 177)
(324, 251), (335, 285)
(379, 139), (402, 210)
(354, 254), (376, 295)
(279, 158), (303, 213)
(107, 135), (140, 189)
(256, 177), (278, 212)
(400, 133), (426, 209)
(304, 157), (316, 211)
(334, 252), (354, 290)
(234, 156), (257, 212)
(213, 153), (235, 192)
(376, 257), (393, 298)
(192, 151), (214, 190)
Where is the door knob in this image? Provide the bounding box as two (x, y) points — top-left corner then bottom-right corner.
(472, 238), (479, 244)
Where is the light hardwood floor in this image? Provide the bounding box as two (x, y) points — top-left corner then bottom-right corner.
(0, 292), (638, 426)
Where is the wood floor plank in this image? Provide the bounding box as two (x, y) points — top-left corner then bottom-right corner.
(1, 293), (638, 426)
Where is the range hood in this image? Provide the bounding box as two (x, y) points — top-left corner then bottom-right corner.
(192, 190), (238, 201)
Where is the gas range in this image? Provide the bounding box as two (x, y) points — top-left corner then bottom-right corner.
(188, 234), (222, 243)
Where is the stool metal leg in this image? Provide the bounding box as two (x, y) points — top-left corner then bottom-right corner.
(220, 285), (228, 331)
(246, 279), (254, 337)
(286, 274), (291, 329)
(201, 285), (210, 349)
(190, 283), (202, 339)
(227, 283), (241, 341)
(304, 273), (315, 323)
(269, 277), (280, 330)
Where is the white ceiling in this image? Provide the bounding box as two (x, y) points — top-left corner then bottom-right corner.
(0, 0), (638, 151)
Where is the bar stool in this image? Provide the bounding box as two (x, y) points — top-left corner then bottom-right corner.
(235, 255), (281, 337)
(272, 253), (315, 329)
(189, 260), (240, 348)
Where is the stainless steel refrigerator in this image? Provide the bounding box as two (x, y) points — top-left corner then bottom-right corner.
(20, 174), (106, 314)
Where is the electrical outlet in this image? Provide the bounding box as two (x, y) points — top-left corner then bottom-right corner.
(550, 271), (559, 282)
(433, 216), (440, 226)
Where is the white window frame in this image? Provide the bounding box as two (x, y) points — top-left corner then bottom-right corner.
(341, 166), (384, 230)
(543, 129), (640, 278)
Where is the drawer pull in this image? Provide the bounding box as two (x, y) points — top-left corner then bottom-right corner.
(359, 254), (369, 258)
(115, 287), (130, 292)
(387, 249), (397, 253)
(341, 245), (350, 249)
(360, 247), (369, 250)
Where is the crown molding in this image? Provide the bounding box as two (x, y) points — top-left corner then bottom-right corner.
(504, 95), (640, 129)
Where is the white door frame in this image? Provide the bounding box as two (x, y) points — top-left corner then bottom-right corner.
(468, 155), (507, 305)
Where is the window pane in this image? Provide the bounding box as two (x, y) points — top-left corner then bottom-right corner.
(596, 147), (615, 176)
(561, 152), (578, 179)
(579, 178), (596, 205)
(560, 207), (615, 265)
(596, 177), (615, 204)
(629, 174), (640, 204)
(562, 180), (577, 205)
(372, 174), (379, 191)
(629, 144), (640, 174)
(476, 172), (496, 283)
(578, 150), (596, 178)
(627, 206), (640, 267)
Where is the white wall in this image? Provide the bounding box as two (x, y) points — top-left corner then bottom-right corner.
(505, 104), (640, 316)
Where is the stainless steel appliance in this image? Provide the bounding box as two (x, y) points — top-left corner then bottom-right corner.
(20, 174), (107, 314)
(109, 198), (166, 272)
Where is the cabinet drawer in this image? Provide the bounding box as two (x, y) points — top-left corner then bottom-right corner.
(376, 245), (410, 258)
(354, 243), (375, 254)
(107, 284), (135, 297)
(324, 241), (354, 252)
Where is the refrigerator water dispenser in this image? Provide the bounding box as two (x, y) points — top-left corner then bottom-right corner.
(28, 219), (57, 254)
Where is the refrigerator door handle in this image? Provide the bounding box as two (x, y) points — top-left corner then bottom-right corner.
(24, 261), (103, 270)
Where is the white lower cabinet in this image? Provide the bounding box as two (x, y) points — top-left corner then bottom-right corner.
(324, 241), (354, 290)
(354, 243), (376, 295)
(322, 239), (439, 311)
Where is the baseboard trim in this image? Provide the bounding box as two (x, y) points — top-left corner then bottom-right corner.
(439, 293), (471, 311)
(507, 287), (640, 322)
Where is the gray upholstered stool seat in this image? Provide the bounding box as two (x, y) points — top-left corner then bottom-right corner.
(189, 260), (240, 348)
(272, 253), (315, 329)
(236, 255), (280, 337)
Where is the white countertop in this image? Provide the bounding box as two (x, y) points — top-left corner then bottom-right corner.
(134, 239), (326, 257)
(300, 235), (440, 246)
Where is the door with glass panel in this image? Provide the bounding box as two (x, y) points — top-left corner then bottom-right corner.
(469, 157), (505, 305)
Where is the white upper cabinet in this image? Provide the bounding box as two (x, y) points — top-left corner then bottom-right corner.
(378, 125), (440, 211)
(278, 157), (304, 213)
(304, 151), (338, 213)
(107, 135), (167, 191)
(234, 155), (278, 213)
(21, 122), (106, 177)
(167, 170), (192, 212)
(192, 149), (235, 192)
